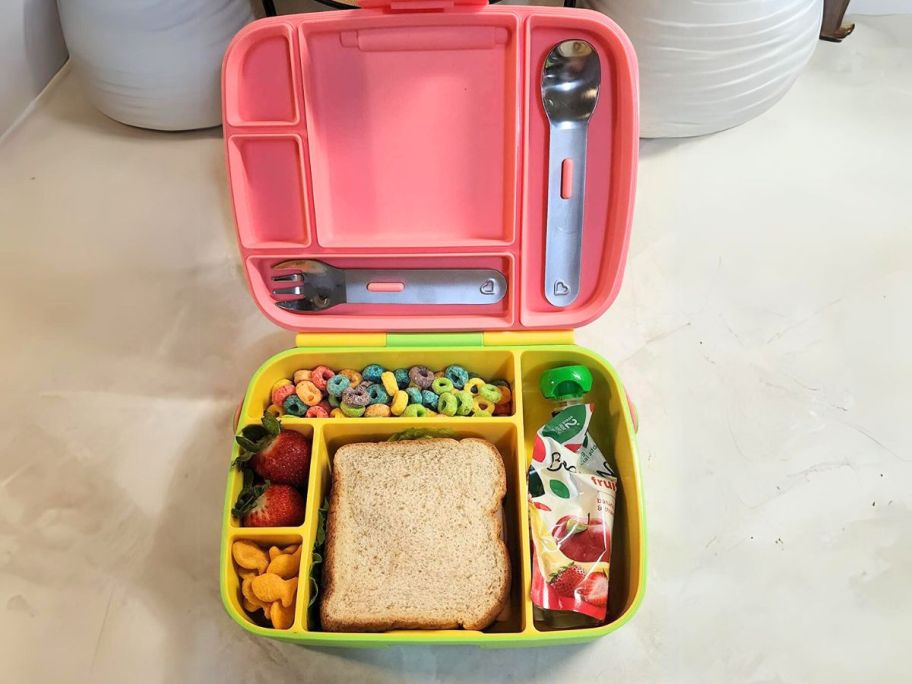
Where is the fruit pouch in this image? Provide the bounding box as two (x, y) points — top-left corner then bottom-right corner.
(528, 402), (617, 624)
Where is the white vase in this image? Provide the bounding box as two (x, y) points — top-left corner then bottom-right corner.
(582, 0), (823, 138)
(58, 0), (256, 131)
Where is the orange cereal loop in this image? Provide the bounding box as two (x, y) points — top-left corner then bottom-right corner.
(494, 385), (512, 406)
(295, 380), (322, 407)
(232, 540), (268, 574)
(339, 368), (363, 387)
(293, 369), (311, 384)
(266, 403), (283, 418)
(365, 403), (391, 418)
(330, 408), (344, 418)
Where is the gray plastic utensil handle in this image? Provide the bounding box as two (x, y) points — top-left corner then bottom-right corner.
(544, 123), (589, 307)
(344, 268), (507, 305)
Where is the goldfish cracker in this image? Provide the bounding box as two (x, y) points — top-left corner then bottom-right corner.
(494, 384), (512, 406)
(365, 403), (391, 418)
(464, 377), (485, 395)
(282, 544), (299, 554)
(380, 371), (399, 396)
(330, 408), (344, 418)
(268, 546), (283, 562)
(266, 403), (283, 418)
(473, 397), (495, 417)
(241, 575), (270, 611)
(390, 390), (408, 416)
(267, 546), (302, 579)
(339, 368), (363, 387)
(237, 568), (257, 581)
(232, 540), (268, 574)
(293, 369), (311, 384)
(251, 574), (298, 608)
(270, 600), (295, 630)
(242, 597), (261, 613)
(295, 380), (322, 407)
(310, 365), (335, 391)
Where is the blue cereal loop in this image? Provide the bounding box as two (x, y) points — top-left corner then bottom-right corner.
(367, 384), (389, 405)
(361, 364), (384, 384)
(326, 374), (351, 398)
(282, 394), (308, 417)
(406, 387), (423, 405)
(445, 365), (469, 390)
(421, 389), (438, 409)
(394, 368), (410, 389)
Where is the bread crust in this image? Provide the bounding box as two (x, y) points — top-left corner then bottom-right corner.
(319, 438), (511, 632)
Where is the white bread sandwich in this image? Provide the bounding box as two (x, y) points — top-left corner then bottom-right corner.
(320, 438), (511, 632)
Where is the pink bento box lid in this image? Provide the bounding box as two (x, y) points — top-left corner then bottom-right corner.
(222, 0), (638, 333)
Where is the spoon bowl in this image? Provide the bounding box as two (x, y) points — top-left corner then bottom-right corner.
(542, 40), (601, 126)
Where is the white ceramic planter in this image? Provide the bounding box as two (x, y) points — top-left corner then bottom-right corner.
(58, 0), (255, 131)
(582, 0), (823, 138)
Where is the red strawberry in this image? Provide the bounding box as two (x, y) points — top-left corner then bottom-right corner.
(551, 514), (610, 562)
(549, 564), (585, 597)
(236, 483), (306, 528)
(575, 571), (608, 607)
(235, 414), (310, 488)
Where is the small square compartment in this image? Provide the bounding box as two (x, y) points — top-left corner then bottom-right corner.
(227, 135), (312, 249)
(224, 23), (300, 126)
(223, 532), (306, 633)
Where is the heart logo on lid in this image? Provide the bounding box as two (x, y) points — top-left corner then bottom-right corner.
(553, 280), (570, 297)
(480, 279), (496, 295)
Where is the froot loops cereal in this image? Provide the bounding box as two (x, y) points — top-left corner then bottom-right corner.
(269, 364), (513, 418)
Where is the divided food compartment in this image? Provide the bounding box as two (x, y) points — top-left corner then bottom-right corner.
(220, 345), (643, 646)
(222, 6), (637, 332)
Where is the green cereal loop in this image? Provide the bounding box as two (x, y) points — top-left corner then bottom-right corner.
(431, 377), (454, 395)
(402, 404), (429, 418)
(454, 390), (474, 416)
(340, 402), (366, 417)
(473, 396), (495, 417)
(437, 392), (458, 416)
(479, 383), (502, 403)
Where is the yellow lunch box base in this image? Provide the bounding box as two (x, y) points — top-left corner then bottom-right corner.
(220, 334), (646, 647)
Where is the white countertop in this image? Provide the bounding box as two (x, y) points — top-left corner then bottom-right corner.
(0, 15), (909, 683)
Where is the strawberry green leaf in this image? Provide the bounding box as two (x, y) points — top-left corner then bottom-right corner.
(235, 435), (260, 453)
(262, 412), (282, 437)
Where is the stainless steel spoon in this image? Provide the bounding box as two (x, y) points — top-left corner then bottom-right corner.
(541, 40), (601, 307)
